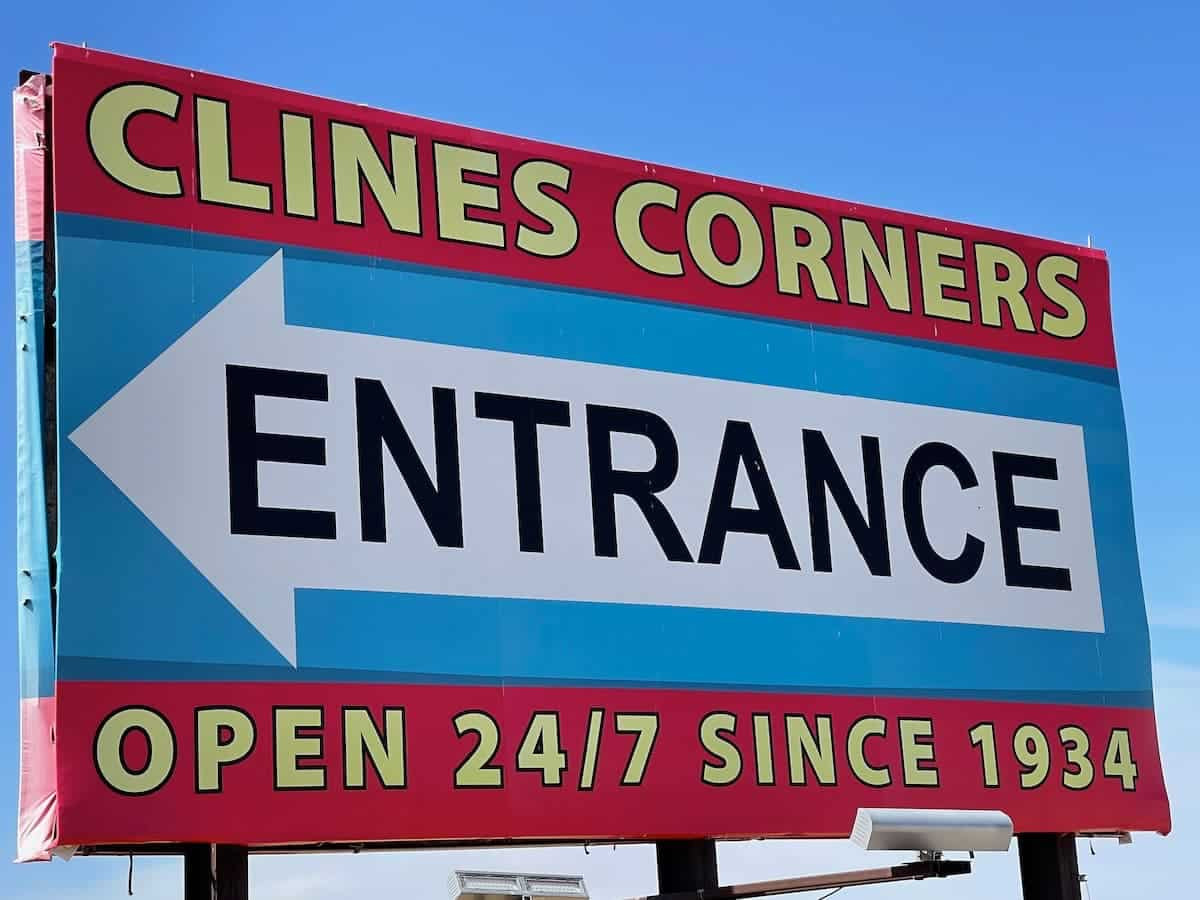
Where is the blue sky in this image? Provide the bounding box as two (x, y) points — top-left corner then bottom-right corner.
(3, 2), (1198, 897)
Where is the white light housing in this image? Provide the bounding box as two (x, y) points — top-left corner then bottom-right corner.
(851, 808), (1013, 852)
(449, 870), (589, 900)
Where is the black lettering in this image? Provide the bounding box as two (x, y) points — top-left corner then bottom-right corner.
(802, 430), (890, 575)
(993, 451), (1071, 590)
(585, 404), (692, 562)
(226, 364), (335, 539)
(355, 380), (462, 546)
(474, 392), (571, 553)
(903, 442), (985, 584)
(699, 420), (799, 569)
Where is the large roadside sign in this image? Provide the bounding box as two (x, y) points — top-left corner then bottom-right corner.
(15, 44), (1169, 859)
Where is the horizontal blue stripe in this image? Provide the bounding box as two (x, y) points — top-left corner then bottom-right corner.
(57, 211), (1118, 385)
(56, 654), (1153, 709)
(52, 215), (1153, 705)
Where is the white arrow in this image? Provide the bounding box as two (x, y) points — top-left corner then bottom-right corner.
(69, 251), (1104, 667)
(71, 252), (308, 662)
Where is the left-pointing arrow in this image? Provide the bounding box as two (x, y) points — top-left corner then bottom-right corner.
(70, 251), (305, 664)
(69, 248), (1108, 671)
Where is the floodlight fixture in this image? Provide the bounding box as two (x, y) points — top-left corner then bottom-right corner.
(450, 870), (589, 900)
(851, 808), (1013, 852)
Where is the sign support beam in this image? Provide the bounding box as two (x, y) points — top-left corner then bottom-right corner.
(183, 844), (249, 900)
(634, 859), (972, 899)
(656, 839), (719, 893)
(1018, 833), (1082, 900)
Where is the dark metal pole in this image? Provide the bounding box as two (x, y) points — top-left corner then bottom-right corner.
(184, 845), (211, 900)
(215, 846), (249, 900)
(656, 839), (719, 894)
(1018, 833), (1082, 900)
(184, 845), (249, 900)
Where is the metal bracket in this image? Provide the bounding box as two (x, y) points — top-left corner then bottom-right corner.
(632, 859), (972, 899)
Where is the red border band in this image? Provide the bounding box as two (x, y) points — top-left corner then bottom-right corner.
(57, 680), (1170, 846)
(52, 44), (1115, 367)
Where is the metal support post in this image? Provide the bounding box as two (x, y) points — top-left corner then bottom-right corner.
(184, 845), (249, 900)
(1018, 833), (1082, 900)
(656, 839), (719, 894)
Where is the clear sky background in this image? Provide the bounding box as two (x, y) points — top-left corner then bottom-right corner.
(2, 2), (1197, 897)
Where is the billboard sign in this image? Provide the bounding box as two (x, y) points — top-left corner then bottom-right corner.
(16, 44), (1169, 858)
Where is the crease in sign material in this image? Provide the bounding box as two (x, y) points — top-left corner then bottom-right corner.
(71, 252), (1104, 666)
(20, 44), (1169, 857)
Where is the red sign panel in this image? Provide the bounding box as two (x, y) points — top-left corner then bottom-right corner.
(13, 44), (1167, 858)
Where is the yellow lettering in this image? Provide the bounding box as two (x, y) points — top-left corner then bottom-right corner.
(453, 711), (503, 788)
(434, 143), (504, 248)
(686, 193), (763, 287)
(1059, 725), (1094, 791)
(847, 716), (891, 787)
(752, 714), (774, 785)
(614, 181), (683, 276)
(614, 713), (658, 786)
(898, 718), (939, 786)
(94, 706), (176, 795)
(1038, 255), (1086, 338)
(773, 207), (839, 301)
(280, 113), (316, 218)
(918, 232), (970, 322)
(343, 707), (406, 789)
(513, 159), (578, 258)
(700, 712), (742, 786)
(196, 97), (271, 211)
(842, 219), (910, 311)
(784, 714), (836, 785)
(195, 707), (255, 792)
(87, 83), (182, 196)
(274, 707), (325, 790)
(331, 122), (419, 233)
(976, 244), (1035, 331)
